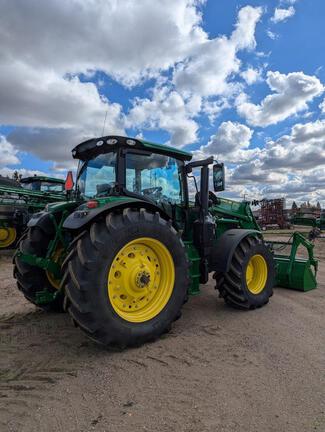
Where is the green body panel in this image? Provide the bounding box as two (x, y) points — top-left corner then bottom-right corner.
(35, 289), (60, 305)
(15, 250), (61, 279)
(184, 241), (201, 295)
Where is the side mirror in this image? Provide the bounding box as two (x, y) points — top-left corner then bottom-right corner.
(213, 163), (225, 192)
(65, 171), (74, 191)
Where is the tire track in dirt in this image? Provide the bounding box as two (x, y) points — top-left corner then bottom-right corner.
(0, 309), (99, 431)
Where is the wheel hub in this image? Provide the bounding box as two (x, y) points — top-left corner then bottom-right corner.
(136, 271), (151, 288)
(0, 227), (17, 248)
(0, 228), (9, 241)
(108, 237), (175, 323)
(246, 254), (268, 294)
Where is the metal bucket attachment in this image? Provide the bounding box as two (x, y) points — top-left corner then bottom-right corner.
(266, 232), (318, 292)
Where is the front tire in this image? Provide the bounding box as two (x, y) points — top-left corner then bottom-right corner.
(14, 227), (64, 312)
(216, 235), (275, 310)
(62, 208), (190, 348)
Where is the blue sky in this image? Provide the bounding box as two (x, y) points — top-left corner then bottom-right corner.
(0, 0), (324, 204)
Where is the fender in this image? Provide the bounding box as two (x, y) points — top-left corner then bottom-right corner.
(63, 198), (171, 230)
(28, 201), (79, 235)
(210, 228), (262, 273)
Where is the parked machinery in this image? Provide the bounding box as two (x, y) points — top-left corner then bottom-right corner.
(13, 136), (318, 348)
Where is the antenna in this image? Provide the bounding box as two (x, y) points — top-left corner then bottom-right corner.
(101, 110), (108, 136)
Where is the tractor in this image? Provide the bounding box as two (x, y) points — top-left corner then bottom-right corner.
(0, 176), (65, 249)
(13, 136), (318, 348)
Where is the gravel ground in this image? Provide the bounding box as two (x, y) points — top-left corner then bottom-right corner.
(0, 237), (324, 432)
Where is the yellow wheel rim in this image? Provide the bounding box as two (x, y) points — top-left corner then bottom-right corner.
(246, 254), (268, 294)
(0, 227), (17, 248)
(108, 237), (175, 323)
(46, 246), (63, 290)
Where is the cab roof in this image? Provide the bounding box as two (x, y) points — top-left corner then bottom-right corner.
(72, 135), (193, 162)
(20, 176), (64, 184)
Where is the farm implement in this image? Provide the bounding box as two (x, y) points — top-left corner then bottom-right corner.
(0, 176), (65, 248)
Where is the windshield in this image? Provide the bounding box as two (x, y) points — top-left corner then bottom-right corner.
(126, 152), (183, 204)
(77, 152), (117, 198)
(21, 181), (63, 192)
(40, 182), (64, 192)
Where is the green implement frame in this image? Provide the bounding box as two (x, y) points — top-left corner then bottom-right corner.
(266, 232), (318, 292)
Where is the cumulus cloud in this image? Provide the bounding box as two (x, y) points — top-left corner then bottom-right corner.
(236, 71), (324, 127)
(0, 0), (206, 86)
(226, 119), (325, 202)
(319, 98), (325, 113)
(0, 62), (124, 132)
(127, 87), (199, 146)
(271, 6), (295, 23)
(0, 135), (20, 166)
(240, 67), (262, 85)
(230, 160), (287, 185)
(6, 128), (91, 170)
(194, 121), (260, 164)
(261, 119), (325, 170)
(173, 6), (262, 97)
(0, 2), (263, 163)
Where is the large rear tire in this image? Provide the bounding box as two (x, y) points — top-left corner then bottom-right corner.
(216, 235), (275, 310)
(62, 208), (190, 348)
(14, 227), (64, 312)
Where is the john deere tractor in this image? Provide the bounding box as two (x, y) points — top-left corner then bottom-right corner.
(14, 136), (318, 348)
(0, 176), (65, 249)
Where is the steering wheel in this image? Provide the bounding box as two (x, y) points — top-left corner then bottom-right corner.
(96, 182), (115, 196)
(195, 191), (219, 207)
(142, 186), (162, 196)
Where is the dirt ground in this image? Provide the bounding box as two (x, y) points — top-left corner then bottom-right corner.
(0, 237), (324, 432)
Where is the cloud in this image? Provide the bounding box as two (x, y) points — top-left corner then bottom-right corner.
(205, 117), (325, 204)
(319, 98), (325, 113)
(173, 6), (262, 97)
(0, 62), (125, 132)
(0, 2), (263, 162)
(194, 121), (260, 164)
(0, 0), (206, 87)
(6, 128), (90, 170)
(266, 30), (279, 40)
(271, 6), (295, 23)
(127, 87), (200, 146)
(261, 119), (325, 170)
(0, 167), (51, 179)
(0, 135), (20, 167)
(236, 71), (324, 127)
(230, 160), (287, 185)
(240, 67), (262, 85)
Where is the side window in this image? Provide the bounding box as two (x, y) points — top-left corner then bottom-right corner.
(187, 167), (200, 203)
(126, 153), (183, 204)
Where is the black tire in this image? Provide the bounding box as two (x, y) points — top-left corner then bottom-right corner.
(14, 226), (64, 312)
(62, 208), (190, 348)
(216, 235), (275, 310)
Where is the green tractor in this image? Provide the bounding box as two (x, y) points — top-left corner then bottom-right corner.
(13, 136), (318, 348)
(0, 176), (65, 249)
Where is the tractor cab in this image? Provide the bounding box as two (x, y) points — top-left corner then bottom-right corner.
(71, 136), (224, 218)
(70, 136), (224, 228)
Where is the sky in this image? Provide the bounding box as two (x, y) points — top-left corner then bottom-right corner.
(0, 0), (324, 206)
